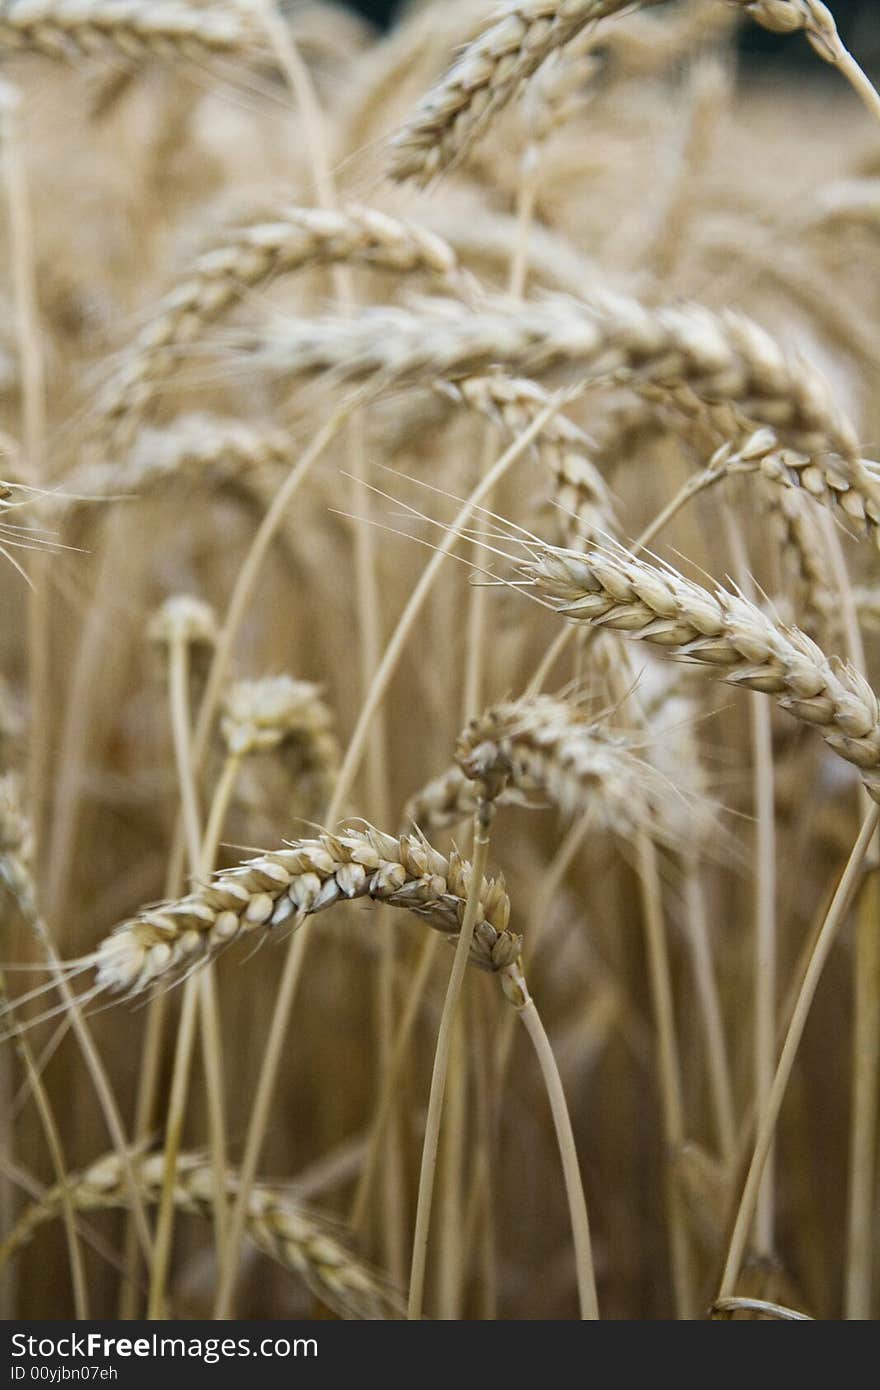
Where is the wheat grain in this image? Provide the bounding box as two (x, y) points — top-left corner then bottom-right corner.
(0, 1150), (403, 1320)
(388, 0), (664, 185)
(521, 541), (880, 801)
(93, 825), (520, 997)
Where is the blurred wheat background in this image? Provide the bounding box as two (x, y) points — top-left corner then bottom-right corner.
(1, 0), (880, 1321)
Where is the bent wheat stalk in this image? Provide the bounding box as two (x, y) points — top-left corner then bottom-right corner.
(500, 959), (598, 1319)
(735, 1), (880, 125)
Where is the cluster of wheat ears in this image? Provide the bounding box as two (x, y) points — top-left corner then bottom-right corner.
(1, 0), (880, 1322)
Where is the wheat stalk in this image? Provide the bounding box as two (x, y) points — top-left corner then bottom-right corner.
(388, 0), (664, 185)
(521, 541), (880, 801)
(0, 0), (264, 62)
(0, 1150), (404, 1320)
(92, 825), (520, 998)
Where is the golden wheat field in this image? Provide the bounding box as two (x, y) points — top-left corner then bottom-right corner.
(3, 0), (880, 1323)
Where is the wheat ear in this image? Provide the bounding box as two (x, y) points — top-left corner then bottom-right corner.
(91, 205), (464, 456)
(0, 0), (264, 62)
(92, 826), (519, 999)
(440, 375), (615, 546)
(244, 292), (864, 464)
(388, 0), (662, 185)
(0, 1150), (404, 1320)
(404, 694), (690, 844)
(521, 542), (880, 801)
(47, 415), (296, 521)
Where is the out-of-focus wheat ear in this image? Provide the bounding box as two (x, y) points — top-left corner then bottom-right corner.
(0, 770), (37, 920)
(89, 206), (465, 458)
(455, 693), (708, 845)
(404, 692), (702, 844)
(220, 673), (339, 817)
(388, 1), (658, 186)
(0, 772), (154, 1263)
(44, 416), (296, 525)
(761, 480), (835, 640)
(0, 1), (266, 64)
(243, 292), (865, 466)
(220, 673), (336, 762)
(0, 1151), (405, 1320)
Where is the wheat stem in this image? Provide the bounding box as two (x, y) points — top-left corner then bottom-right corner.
(0, 982), (88, 1318)
(718, 804), (880, 1299)
(408, 808), (492, 1320)
(723, 511), (778, 1255)
(349, 933), (441, 1237)
(501, 959), (599, 1320)
(0, 86), (50, 868)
